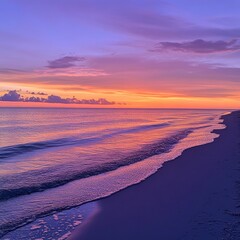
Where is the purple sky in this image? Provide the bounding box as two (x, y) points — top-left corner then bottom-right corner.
(1, 0), (240, 108)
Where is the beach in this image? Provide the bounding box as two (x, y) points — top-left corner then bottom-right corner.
(0, 109), (236, 239)
(71, 110), (240, 240)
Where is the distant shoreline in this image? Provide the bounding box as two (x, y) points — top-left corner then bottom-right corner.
(72, 110), (240, 239)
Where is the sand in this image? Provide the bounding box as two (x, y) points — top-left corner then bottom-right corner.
(71, 111), (240, 240)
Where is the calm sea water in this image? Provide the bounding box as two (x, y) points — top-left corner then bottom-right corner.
(0, 108), (228, 238)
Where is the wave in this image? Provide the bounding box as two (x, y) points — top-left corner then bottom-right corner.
(0, 117), (150, 131)
(0, 122), (169, 160)
(0, 128), (191, 201)
(0, 137), (93, 160)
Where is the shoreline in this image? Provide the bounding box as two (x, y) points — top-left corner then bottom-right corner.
(0, 110), (227, 239)
(71, 110), (240, 240)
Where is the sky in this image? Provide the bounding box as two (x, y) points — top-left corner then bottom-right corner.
(0, 0), (240, 108)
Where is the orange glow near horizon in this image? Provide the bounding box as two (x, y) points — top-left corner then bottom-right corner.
(1, 77), (240, 109)
(2, 75), (240, 109)
(1, 63), (240, 109)
(1, 52), (240, 110)
(0, 92), (239, 109)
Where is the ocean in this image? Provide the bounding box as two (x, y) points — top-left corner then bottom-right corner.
(0, 108), (228, 239)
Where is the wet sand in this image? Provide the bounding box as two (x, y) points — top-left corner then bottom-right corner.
(71, 111), (240, 240)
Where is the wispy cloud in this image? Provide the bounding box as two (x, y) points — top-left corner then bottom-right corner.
(0, 67), (108, 80)
(47, 56), (86, 69)
(0, 68), (28, 74)
(153, 39), (240, 53)
(0, 90), (117, 105)
(37, 0), (240, 40)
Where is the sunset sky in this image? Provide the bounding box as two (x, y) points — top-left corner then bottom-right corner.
(1, 0), (240, 108)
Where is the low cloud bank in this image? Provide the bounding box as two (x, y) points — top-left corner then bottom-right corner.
(0, 90), (116, 105)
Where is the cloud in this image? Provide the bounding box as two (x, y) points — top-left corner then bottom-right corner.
(0, 68), (27, 74)
(37, 92), (48, 95)
(154, 39), (240, 53)
(47, 56), (86, 69)
(0, 90), (117, 105)
(68, 1), (240, 40)
(2, 53), (240, 101)
(0, 67), (108, 80)
(33, 0), (240, 40)
(26, 90), (48, 96)
(2, 55), (240, 96)
(0, 90), (23, 101)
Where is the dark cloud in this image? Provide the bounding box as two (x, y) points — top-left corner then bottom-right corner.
(25, 96), (46, 102)
(45, 95), (115, 105)
(47, 56), (86, 69)
(154, 39), (240, 53)
(0, 90), (117, 105)
(46, 95), (69, 103)
(26, 90), (48, 96)
(37, 92), (48, 96)
(0, 90), (23, 101)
